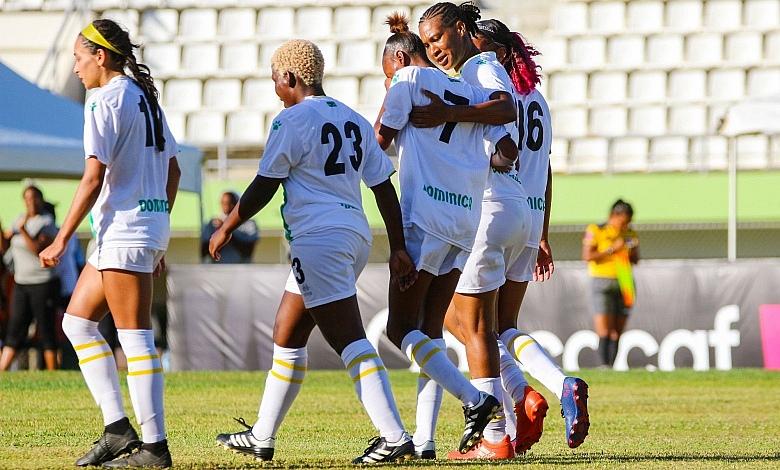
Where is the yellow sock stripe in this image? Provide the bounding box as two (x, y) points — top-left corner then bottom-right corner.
(127, 368), (163, 377)
(270, 370), (304, 384)
(514, 338), (535, 358)
(273, 358), (307, 371)
(127, 354), (160, 363)
(74, 339), (107, 351)
(418, 347), (441, 368)
(346, 353), (378, 371)
(351, 366), (385, 383)
(411, 338), (432, 360)
(418, 372), (430, 379)
(78, 350), (113, 365)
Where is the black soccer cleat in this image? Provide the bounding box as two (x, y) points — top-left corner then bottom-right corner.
(459, 391), (501, 453)
(413, 439), (436, 459)
(102, 440), (172, 468)
(215, 417), (274, 461)
(75, 419), (141, 467)
(352, 435), (414, 464)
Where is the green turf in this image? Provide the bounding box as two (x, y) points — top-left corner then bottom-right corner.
(2, 171), (779, 234)
(1, 369), (779, 469)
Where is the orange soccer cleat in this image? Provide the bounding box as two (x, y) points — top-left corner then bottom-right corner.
(513, 386), (549, 454)
(446, 435), (516, 460)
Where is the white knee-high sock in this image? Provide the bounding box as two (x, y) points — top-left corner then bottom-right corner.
(401, 330), (481, 406)
(412, 338), (445, 448)
(118, 329), (165, 443)
(252, 344), (307, 441)
(341, 339), (406, 443)
(500, 329), (566, 400)
(498, 339), (529, 403)
(62, 314), (126, 426)
(502, 387), (517, 441)
(471, 377), (505, 443)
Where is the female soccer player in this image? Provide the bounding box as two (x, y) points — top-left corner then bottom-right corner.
(377, 13), (519, 458)
(210, 39), (415, 465)
(38, 19), (180, 468)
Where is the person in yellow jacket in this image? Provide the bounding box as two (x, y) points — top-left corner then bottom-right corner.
(582, 200), (639, 367)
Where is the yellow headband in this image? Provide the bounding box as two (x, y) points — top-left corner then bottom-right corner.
(81, 23), (123, 56)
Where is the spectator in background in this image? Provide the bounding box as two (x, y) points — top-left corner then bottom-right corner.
(201, 191), (259, 263)
(0, 185), (59, 370)
(582, 200), (640, 368)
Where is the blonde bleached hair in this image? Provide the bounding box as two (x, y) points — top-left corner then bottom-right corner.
(271, 39), (325, 86)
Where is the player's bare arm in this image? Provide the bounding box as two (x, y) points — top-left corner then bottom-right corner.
(409, 89), (515, 127)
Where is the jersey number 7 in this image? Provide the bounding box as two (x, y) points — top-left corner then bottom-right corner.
(438, 90), (470, 144)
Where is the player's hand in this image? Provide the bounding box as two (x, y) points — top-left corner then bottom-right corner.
(389, 249), (418, 292)
(39, 237), (67, 268)
(209, 228), (232, 262)
(409, 90), (450, 128)
(611, 237), (626, 253)
(534, 239), (554, 282)
(153, 256), (166, 277)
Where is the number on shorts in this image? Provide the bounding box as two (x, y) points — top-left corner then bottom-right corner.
(322, 121), (364, 176)
(291, 257), (305, 284)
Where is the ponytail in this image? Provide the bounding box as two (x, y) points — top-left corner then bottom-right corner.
(80, 19), (166, 152)
(475, 19), (542, 94)
(383, 12), (430, 63)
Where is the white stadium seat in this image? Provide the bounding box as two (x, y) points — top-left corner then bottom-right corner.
(259, 41), (284, 74)
(552, 107), (588, 138)
(102, 10), (139, 37)
(569, 37), (605, 68)
(708, 102), (730, 133)
(649, 136), (689, 171)
(725, 32), (763, 64)
(360, 76), (386, 109)
(218, 8), (256, 39)
(142, 43), (180, 77)
(257, 8), (294, 38)
(569, 137), (609, 173)
(628, 71), (666, 102)
(164, 79), (202, 111)
(226, 111), (264, 144)
(221, 43), (259, 75)
(607, 35), (644, 67)
(337, 41), (375, 73)
(187, 111), (225, 144)
(323, 77), (359, 107)
(745, 0), (780, 28)
(669, 104), (707, 136)
(737, 135), (769, 169)
(747, 68), (780, 97)
(296, 7), (332, 39)
(550, 138), (569, 173)
(646, 34), (684, 65)
(411, 5), (430, 26)
(550, 72), (587, 103)
(590, 106), (627, 137)
(162, 110), (186, 143)
(334, 6), (370, 38)
(708, 69), (745, 100)
(179, 9), (217, 40)
(771, 136), (780, 168)
(589, 71), (627, 103)
(686, 33), (723, 64)
(766, 31), (780, 61)
(243, 78), (281, 111)
(534, 37), (567, 70)
(181, 43), (219, 75)
(666, 0), (703, 31)
(552, 2), (588, 34)
(626, 1), (663, 32)
(203, 78), (241, 111)
(319, 42), (338, 73)
(704, 0), (742, 29)
(141, 9), (178, 42)
(691, 136), (728, 170)
(629, 105), (666, 136)
(611, 137), (649, 172)
(589, 1), (625, 33)
(668, 70), (707, 100)
(372, 6), (411, 33)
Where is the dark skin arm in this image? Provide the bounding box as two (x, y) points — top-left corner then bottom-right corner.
(370, 179), (417, 291)
(210, 175), (280, 261)
(535, 163), (554, 281)
(410, 90), (516, 127)
(491, 134), (518, 172)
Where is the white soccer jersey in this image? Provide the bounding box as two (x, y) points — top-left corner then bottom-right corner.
(515, 88), (552, 248)
(381, 66), (509, 251)
(84, 75), (178, 250)
(460, 52), (528, 203)
(258, 96), (395, 243)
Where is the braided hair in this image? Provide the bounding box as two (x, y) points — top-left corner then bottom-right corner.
(80, 19), (166, 152)
(419, 2), (481, 36)
(476, 19), (541, 94)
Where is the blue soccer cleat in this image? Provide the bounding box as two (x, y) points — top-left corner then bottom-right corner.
(560, 377), (589, 448)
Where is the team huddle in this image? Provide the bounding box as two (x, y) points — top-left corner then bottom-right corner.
(44, 1), (589, 468)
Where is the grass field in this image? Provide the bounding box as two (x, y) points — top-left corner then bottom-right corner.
(1, 369), (779, 469)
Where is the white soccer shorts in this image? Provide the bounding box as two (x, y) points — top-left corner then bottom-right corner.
(88, 246), (165, 273)
(506, 246), (539, 283)
(403, 224), (469, 276)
